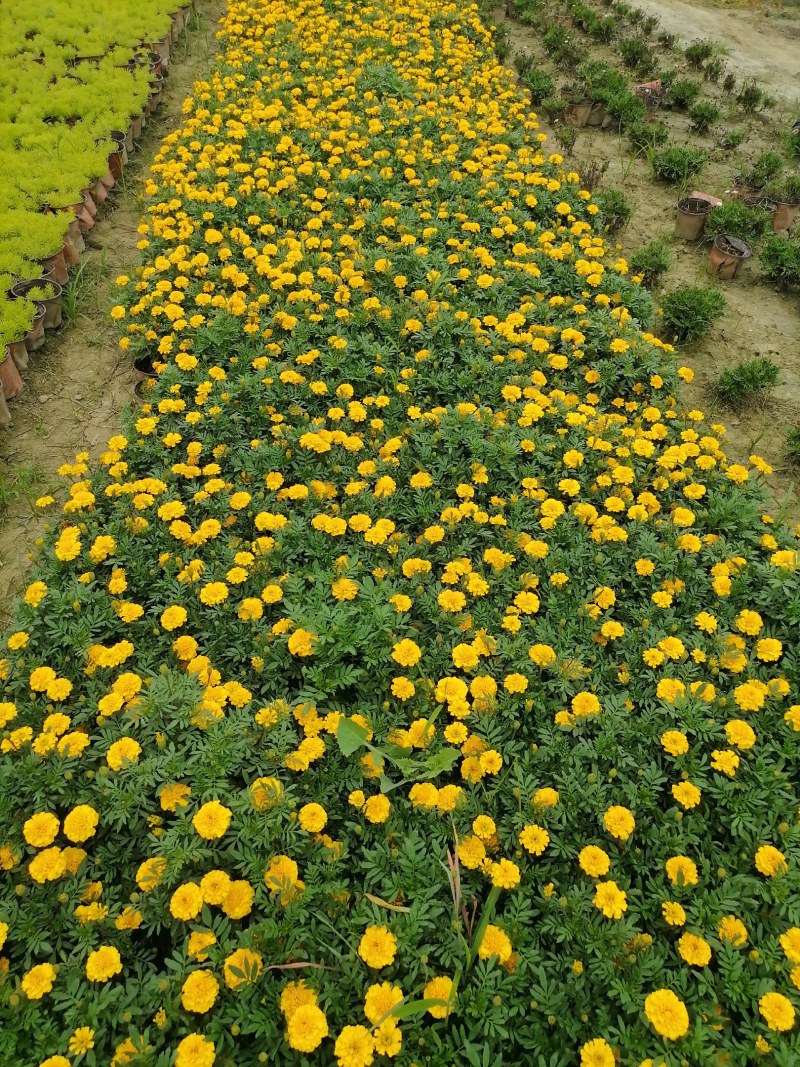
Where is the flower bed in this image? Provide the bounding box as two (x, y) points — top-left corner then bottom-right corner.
(1, 0), (799, 1064)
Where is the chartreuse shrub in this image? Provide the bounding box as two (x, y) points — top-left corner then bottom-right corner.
(1, 1), (800, 1066)
(0, 0), (185, 345)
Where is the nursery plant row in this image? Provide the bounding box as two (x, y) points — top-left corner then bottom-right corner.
(1, 1), (800, 1066)
(0, 0), (196, 423)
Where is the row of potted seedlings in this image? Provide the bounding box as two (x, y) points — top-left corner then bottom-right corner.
(0, 4), (193, 430)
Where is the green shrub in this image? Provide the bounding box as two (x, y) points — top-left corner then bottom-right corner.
(741, 152), (784, 191)
(689, 100), (720, 132)
(715, 357), (780, 406)
(705, 200), (773, 243)
(660, 285), (726, 343)
(603, 89), (645, 129)
(630, 239), (672, 286)
(669, 77), (702, 110)
(685, 40), (714, 67)
(619, 37), (654, 75)
(651, 146), (707, 184)
(760, 235), (800, 288)
(594, 188), (633, 232)
(717, 128), (746, 151)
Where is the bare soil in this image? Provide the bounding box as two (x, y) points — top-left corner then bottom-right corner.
(0, 0), (224, 627)
(496, 0), (800, 525)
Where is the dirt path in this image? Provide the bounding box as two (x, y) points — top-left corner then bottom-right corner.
(0, 0), (224, 627)
(634, 0), (800, 105)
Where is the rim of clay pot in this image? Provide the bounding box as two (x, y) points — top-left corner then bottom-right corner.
(10, 277), (60, 301)
(133, 354), (158, 377)
(713, 233), (751, 259)
(677, 196), (712, 217)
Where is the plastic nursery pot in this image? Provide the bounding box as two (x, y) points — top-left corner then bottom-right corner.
(133, 353), (158, 382)
(0, 352), (23, 403)
(675, 196), (712, 241)
(110, 131), (129, 167)
(12, 278), (64, 330)
(564, 100), (593, 127)
(41, 248), (68, 286)
(772, 200), (800, 235)
(25, 304), (47, 354)
(130, 113), (144, 141)
(132, 378), (156, 405)
(123, 124), (135, 155)
(585, 101), (606, 126)
(151, 36), (170, 69)
(708, 233), (752, 280)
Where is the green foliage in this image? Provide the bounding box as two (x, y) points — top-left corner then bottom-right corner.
(684, 40), (714, 67)
(736, 79), (774, 114)
(593, 188), (633, 232)
(705, 200), (773, 243)
(618, 37), (655, 75)
(785, 424), (800, 467)
(715, 357), (780, 406)
(520, 65), (555, 104)
(689, 100), (721, 132)
(630, 240), (672, 286)
(760, 235), (800, 288)
(627, 119), (668, 155)
(669, 77), (702, 110)
(651, 146), (707, 184)
(660, 285), (726, 343)
(741, 152), (784, 191)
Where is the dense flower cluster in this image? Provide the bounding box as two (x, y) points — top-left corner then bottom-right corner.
(1, 0), (799, 1064)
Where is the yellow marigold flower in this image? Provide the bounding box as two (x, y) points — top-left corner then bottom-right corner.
(578, 845), (610, 878)
(644, 988), (690, 1040)
(192, 800), (232, 840)
(175, 1034), (215, 1067)
(677, 932), (712, 967)
(755, 845), (787, 877)
(23, 812), (60, 848)
(287, 1003), (329, 1052)
(21, 962), (56, 999)
(478, 924), (512, 964)
(358, 925), (397, 969)
(593, 880), (627, 919)
(603, 805), (635, 841)
(85, 945), (122, 982)
(181, 969), (219, 1013)
(579, 1038), (615, 1067)
(759, 992), (795, 1032)
(665, 855), (698, 887)
(298, 803), (327, 833)
(424, 975), (454, 1018)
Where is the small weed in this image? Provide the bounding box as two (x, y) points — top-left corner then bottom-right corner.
(520, 67), (554, 104)
(627, 120), (668, 155)
(660, 285), (726, 343)
(717, 128), (746, 151)
(619, 37), (655, 75)
(658, 31), (675, 49)
(715, 357), (780, 407)
(736, 79), (773, 114)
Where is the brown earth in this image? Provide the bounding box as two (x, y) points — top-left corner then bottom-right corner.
(0, 0), (225, 627)
(495, 0), (800, 525)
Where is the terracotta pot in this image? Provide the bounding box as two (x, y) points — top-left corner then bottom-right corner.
(772, 200), (800, 235)
(41, 248), (68, 285)
(0, 353), (24, 400)
(108, 146), (125, 182)
(93, 178), (108, 205)
(152, 36), (170, 69)
(676, 196), (711, 241)
(82, 189), (98, 217)
(74, 199), (94, 231)
(564, 100), (593, 127)
(708, 233), (751, 280)
(133, 353), (158, 382)
(133, 378), (155, 405)
(41, 282), (63, 329)
(147, 79), (164, 115)
(64, 218), (85, 264)
(130, 113), (144, 140)
(124, 124), (135, 154)
(0, 383), (10, 429)
(8, 339), (29, 372)
(585, 101), (606, 126)
(25, 304), (47, 353)
(147, 51), (163, 77)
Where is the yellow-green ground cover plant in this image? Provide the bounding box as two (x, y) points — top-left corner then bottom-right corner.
(0, 0), (184, 346)
(1, 0), (800, 1064)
